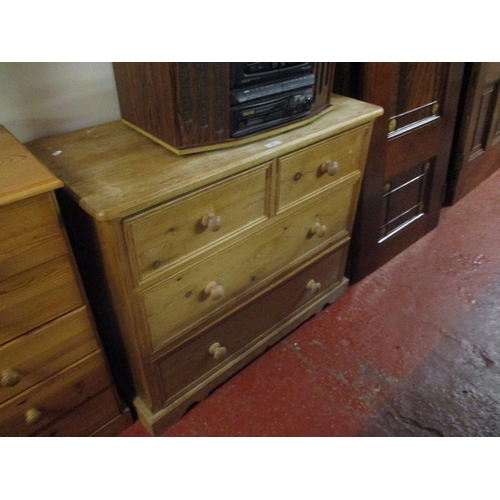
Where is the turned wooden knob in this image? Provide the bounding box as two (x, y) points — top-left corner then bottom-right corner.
(320, 160), (339, 176)
(307, 279), (322, 293)
(209, 342), (227, 360)
(205, 281), (225, 300)
(1, 369), (22, 388)
(25, 408), (43, 425)
(201, 212), (222, 232)
(311, 222), (327, 238)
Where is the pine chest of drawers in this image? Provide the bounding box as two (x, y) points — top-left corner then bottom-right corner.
(28, 95), (383, 435)
(0, 125), (131, 436)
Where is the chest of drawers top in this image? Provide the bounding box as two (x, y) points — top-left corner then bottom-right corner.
(0, 125), (62, 206)
(27, 95), (383, 221)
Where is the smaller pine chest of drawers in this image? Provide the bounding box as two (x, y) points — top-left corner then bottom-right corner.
(0, 125), (131, 436)
(28, 95), (383, 435)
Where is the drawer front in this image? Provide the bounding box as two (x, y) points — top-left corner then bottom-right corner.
(0, 307), (98, 404)
(0, 351), (110, 436)
(277, 124), (369, 212)
(124, 163), (271, 285)
(0, 193), (66, 281)
(142, 181), (356, 350)
(34, 387), (122, 437)
(157, 243), (348, 402)
(0, 255), (83, 345)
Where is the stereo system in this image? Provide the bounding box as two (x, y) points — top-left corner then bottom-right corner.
(113, 62), (336, 154)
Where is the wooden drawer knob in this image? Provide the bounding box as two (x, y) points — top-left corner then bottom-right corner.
(25, 408), (43, 426)
(209, 342), (227, 361)
(311, 222), (327, 238)
(205, 281), (225, 300)
(201, 212), (222, 232)
(320, 160), (339, 176)
(307, 279), (322, 293)
(1, 369), (22, 388)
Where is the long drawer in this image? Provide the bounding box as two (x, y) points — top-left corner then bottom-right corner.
(141, 181), (356, 350)
(156, 242), (348, 403)
(124, 162), (271, 285)
(0, 351), (109, 436)
(0, 306), (98, 404)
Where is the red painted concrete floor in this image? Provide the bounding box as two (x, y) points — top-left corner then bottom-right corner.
(119, 169), (500, 437)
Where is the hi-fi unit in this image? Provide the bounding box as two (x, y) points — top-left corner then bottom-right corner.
(113, 62), (336, 154)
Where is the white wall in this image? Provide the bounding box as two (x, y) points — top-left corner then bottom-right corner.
(0, 62), (121, 143)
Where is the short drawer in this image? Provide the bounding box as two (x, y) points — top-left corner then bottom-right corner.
(0, 255), (83, 345)
(0, 351), (110, 437)
(124, 162), (271, 285)
(0, 306), (99, 404)
(157, 243), (348, 402)
(277, 124), (369, 212)
(141, 181), (356, 350)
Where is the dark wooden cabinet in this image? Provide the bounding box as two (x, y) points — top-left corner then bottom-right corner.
(447, 62), (500, 204)
(112, 63), (335, 154)
(335, 63), (464, 282)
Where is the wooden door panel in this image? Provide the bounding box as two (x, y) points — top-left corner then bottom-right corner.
(395, 63), (444, 111)
(386, 122), (441, 179)
(379, 160), (434, 241)
(447, 63), (500, 204)
(388, 63), (447, 138)
(336, 62), (464, 282)
(470, 83), (497, 154)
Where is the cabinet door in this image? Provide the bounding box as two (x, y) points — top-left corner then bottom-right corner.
(338, 63), (464, 282)
(447, 63), (500, 204)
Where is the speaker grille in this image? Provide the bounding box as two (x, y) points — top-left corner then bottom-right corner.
(195, 62), (209, 128)
(213, 63), (225, 134)
(311, 63), (335, 113)
(178, 63), (192, 124)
